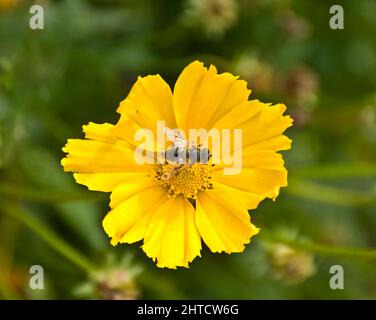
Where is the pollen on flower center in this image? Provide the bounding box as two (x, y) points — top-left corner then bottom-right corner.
(154, 163), (213, 199)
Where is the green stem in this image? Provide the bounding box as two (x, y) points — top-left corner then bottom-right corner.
(2, 203), (97, 274)
(0, 217), (23, 300)
(260, 231), (376, 261)
(0, 183), (105, 203)
(293, 163), (376, 179)
(286, 177), (375, 207)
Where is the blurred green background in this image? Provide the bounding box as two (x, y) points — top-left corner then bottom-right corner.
(0, 0), (375, 299)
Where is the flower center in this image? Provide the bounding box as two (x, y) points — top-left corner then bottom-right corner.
(154, 163), (213, 199)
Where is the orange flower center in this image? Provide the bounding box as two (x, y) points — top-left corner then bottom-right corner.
(154, 163), (213, 199)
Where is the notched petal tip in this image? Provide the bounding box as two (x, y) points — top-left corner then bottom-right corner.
(60, 158), (72, 172)
(253, 226), (261, 236)
(60, 158), (66, 168)
(81, 121), (95, 133)
(72, 173), (92, 190)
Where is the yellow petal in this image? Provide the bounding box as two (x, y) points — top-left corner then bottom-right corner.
(112, 116), (141, 148)
(61, 138), (151, 173)
(210, 180), (264, 210)
(212, 100), (292, 153)
(109, 174), (158, 208)
(241, 103), (293, 150)
(196, 191), (259, 254)
(142, 195), (202, 269)
(62, 122), (153, 191)
(211, 150), (287, 206)
(82, 122), (118, 143)
(205, 78), (251, 129)
(173, 61), (251, 131)
(102, 186), (167, 246)
(210, 149), (286, 172)
(211, 167), (287, 198)
(211, 100), (264, 130)
(73, 172), (151, 192)
(117, 74), (176, 131)
(114, 75), (177, 152)
(243, 135), (292, 152)
(173, 61), (208, 130)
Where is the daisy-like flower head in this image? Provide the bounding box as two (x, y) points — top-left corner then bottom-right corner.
(61, 61), (293, 269)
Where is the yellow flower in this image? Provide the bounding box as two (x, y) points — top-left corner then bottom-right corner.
(61, 61), (293, 269)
